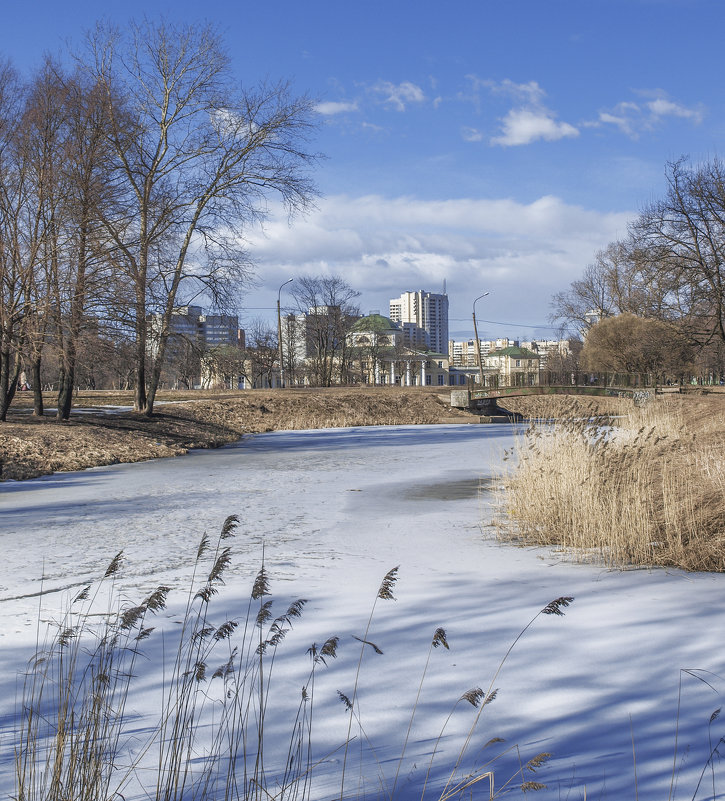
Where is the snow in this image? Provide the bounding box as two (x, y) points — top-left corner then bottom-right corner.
(1, 423), (724, 800)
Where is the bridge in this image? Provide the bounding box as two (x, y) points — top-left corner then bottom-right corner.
(451, 372), (660, 414)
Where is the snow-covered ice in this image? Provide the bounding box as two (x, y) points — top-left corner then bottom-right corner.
(1, 423), (724, 800)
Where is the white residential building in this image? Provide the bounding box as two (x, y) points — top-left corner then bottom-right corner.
(519, 339), (571, 367)
(389, 290), (449, 355)
(283, 305), (343, 361)
(448, 337), (517, 366)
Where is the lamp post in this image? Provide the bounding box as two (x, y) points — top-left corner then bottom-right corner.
(277, 278), (293, 388)
(472, 292), (489, 386)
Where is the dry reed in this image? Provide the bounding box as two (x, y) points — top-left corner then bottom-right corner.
(496, 396), (725, 571)
(9, 518), (573, 801)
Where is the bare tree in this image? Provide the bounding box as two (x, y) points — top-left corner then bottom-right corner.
(550, 235), (684, 336)
(84, 20), (318, 414)
(630, 157), (725, 347)
(288, 275), (359, 385)
(241, 319), (278, 388)
(201, 344), (245, 389)
(0, 63), (46, 421)
(22, 61), (117, 420)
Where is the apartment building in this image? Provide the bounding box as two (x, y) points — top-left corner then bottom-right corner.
(148, 305), (242, 388)
(389, 290), (449, 354)
(448, 337), (515, 366)
(149, 305), (240, 350)
(519, 339), (571, 367)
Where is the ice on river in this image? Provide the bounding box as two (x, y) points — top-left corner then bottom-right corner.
(1, 424), (724, 800)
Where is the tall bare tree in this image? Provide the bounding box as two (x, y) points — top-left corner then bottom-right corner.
(20, 61), (116, 420)
(84, 20), (318, 414)
(0, 63), (46, 421)
(550, 238), (678, 334)
(288, 275), (359, 386)
(630, 157), (725, 347)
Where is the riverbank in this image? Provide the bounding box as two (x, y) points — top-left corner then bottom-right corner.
(4, 388), (718, 482)
(1, 387), (481, 481)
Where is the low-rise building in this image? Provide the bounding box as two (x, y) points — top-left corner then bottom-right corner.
(484, 346), (540, 386)
(348, 314), (460, 386)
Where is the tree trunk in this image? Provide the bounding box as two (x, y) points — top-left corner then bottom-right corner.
(0, 348), (21, 422)
(134, 287), (148, 413)
(32, 355), (43, 416)
(57, 366), (74, 421)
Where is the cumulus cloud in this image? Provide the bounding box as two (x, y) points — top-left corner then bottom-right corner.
(244, 194), (632, 331)
(370, 80), (425, 111)
(491, 109), (579, 146)
(467, 77), (579, 147)
(315, 100), (359, 116)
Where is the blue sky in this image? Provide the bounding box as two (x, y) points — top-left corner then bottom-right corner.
(2, 0), (722, 340)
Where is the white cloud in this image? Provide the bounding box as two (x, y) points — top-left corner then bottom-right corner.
(315, 100), (359, 116)
(595, 109), (640, 138)
(647, 97), (703, 123)
(468, 76), (579, 147)
(483, 78), (547, 105)
(370, 81), (425, 111)
(593, 92), (704, 138)
(244, 194), (632, 331)
(491, 108), (579, 146)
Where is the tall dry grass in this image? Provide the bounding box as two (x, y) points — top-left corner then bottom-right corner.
(10, 518), (570, 801)
(496, 397), (725, 571)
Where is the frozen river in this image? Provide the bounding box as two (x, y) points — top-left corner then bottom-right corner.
(2, 423), (725, 800)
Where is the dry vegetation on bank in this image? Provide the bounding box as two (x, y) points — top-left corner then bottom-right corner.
(496, 394), (725, 572)
(0, 387), (472, 481)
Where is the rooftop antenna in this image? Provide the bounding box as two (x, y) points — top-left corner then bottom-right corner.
(443, 278), (447, 295)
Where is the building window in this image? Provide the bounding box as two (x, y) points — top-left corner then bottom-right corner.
(515, 359), (521, 367)
(437, 374), (444, 385)
(437, 360), (443, 368)
(425, 374), (432, 385)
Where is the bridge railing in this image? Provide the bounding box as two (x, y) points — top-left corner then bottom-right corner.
(539, 370), (659, 388)
(472, 371), (660, 390)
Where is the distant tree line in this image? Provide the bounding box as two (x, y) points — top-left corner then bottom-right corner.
(552, 157), (725, 381)
(0, 19), (318, 421)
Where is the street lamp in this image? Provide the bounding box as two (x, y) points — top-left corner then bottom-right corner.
(277, 278), (293, 388)
(472, 292), (490, 386)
